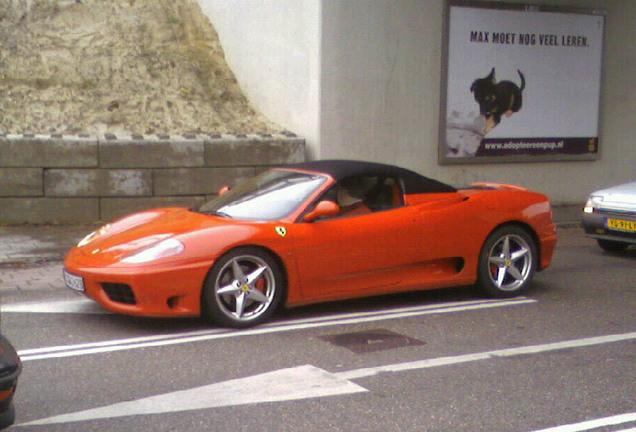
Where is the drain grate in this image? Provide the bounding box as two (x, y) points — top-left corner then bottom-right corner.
(321, 328), (425, 354)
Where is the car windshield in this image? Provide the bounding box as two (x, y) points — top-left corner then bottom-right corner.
(197, 169), (326, 221)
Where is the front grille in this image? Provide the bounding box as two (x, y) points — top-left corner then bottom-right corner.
(101, 283), (136, 305)
(595, 208), (636, 219)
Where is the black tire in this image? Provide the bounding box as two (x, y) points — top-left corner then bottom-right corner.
(476, 226), (537, 298)
(0, 402), (15, 429)
(202, 247), (284, 328)
(597, 239), (629, 253)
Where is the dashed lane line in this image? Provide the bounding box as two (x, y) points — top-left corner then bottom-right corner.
(526, 412), (636, 432)
(335, 331), (636, 380)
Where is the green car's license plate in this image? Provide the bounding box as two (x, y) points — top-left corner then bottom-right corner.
(606, 218), (636, 233)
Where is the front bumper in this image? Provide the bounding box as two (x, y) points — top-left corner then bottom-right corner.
(582, 209), (636, 244)
(64, 250), (215, 317)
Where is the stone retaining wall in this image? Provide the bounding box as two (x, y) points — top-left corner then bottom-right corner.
(0, 133), (305, 223)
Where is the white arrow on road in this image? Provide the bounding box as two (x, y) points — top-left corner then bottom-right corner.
(21, 365), (367, 426)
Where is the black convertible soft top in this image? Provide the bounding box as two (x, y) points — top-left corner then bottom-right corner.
(285, 160), (456, 194)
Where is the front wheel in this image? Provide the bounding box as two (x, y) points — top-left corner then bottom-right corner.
(202, 247), (284, 328)
(476, 226), (537, 297)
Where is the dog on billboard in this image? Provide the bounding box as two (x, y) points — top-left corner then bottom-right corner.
(470, 67), (525, 134)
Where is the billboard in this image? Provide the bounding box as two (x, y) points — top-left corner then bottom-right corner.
(440, 1), (605, 164)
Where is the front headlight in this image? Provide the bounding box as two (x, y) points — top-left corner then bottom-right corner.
(583, 195), (603, 213)
(77, 224), (111, 247)
(77, 231), (97, 247)
(121, 238), (185, 263)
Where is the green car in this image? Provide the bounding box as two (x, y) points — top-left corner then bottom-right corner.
(582, 180), (636, 252)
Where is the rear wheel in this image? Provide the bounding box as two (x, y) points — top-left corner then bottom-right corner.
(477, 226), (537, 297)
(202, 247), (284, 328)
(597, 239), (629, 253)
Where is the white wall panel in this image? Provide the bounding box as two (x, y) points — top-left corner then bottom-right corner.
(197, 0), (322, 157)
(198, 0), (635, 204)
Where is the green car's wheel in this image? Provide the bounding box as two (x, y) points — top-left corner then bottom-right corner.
(597, 239), (629, 253)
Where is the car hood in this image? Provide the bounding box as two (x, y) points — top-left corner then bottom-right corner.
(74, 208), (228, 262)
(593, 181), (636, 210)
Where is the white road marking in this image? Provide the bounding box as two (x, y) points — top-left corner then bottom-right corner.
(20, 332), (636, 426)
(526, 412), (636, 432)
(336, 331), (636, 380)
(21, 365), (368, 426)
(18, 298), (536, 361)
(0, 298), (107, 314)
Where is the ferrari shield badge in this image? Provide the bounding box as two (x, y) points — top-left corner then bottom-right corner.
(275, 226), (287, 237)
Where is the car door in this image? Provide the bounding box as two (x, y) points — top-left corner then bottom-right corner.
(288, 176), (423, 302)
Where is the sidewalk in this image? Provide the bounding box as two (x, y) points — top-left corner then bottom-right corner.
(0, 205), (582, 292)
(0, 224), (99, 292)
(0, 224), (99, 267)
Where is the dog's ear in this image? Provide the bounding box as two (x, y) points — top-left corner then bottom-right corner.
(487, 67), (496, 83)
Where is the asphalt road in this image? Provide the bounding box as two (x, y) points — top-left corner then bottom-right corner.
(1, 227), (634, 432)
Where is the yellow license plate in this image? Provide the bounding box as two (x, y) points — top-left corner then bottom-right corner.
(606, 218), (636, 233)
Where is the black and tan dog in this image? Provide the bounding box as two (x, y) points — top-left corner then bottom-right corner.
(470, 68), (525, 134)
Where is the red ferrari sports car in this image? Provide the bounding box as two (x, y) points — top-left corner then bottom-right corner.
(64, 160), (557, 328)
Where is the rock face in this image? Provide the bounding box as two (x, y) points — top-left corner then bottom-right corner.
(0, 0), (279, 135)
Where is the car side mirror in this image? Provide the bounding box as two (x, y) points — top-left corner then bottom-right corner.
(217, 186), (230, 196)
(303, 200), (340, 222)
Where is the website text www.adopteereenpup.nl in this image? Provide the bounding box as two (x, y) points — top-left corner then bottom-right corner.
(483, 140), (565, 151)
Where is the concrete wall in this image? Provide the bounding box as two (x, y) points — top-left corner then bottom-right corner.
(196, 0), (322, 159)
(198, 0), (635, 205)
(321, 1), (442, 169)
(0, 134), (304, 223)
